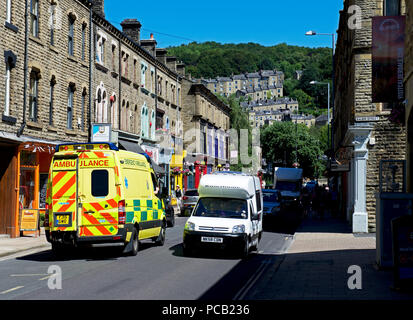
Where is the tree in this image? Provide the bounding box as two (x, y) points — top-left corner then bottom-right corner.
(261, 122), (324, 178)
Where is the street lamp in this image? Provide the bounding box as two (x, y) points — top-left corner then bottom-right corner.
(310, 81), (330, 150)
(305, 30), (335, 156)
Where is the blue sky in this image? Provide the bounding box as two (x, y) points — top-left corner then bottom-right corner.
(105, 0), (343, 49)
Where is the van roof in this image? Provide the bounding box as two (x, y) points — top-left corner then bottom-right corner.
(198, 174), (257, 199)
(274, 167), (303, 181)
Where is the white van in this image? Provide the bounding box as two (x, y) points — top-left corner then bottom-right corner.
(182, 172), (263, 257)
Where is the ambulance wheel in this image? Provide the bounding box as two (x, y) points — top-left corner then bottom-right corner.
(130, 228), (139, 256)
(51, 242), (64, 258)
(155, 222), (166, 246)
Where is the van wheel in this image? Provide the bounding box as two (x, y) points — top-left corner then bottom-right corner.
(241, 238), (249, 259)
(130, 228), (139, 256)
(155, 222), (166, 246)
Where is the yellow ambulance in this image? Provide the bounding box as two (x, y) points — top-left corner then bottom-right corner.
(44, 142), (166, 256)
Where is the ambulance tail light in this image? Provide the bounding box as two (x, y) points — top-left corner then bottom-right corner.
(118, 200), (126, 224)
(44, 204), (50, 227)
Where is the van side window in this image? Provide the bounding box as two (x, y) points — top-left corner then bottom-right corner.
(255, 190), (262, 212)
(249, 202), (254, 219)
(91, 170), (109, 197)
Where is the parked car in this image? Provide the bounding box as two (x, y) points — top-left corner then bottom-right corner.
(181, 189), (199, 216)
(262, 189), (283, 219)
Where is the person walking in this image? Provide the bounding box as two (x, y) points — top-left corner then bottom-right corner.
(175, 185), (182, 213)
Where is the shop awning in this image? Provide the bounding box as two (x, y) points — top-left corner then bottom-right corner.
(118, 139), (165, 175)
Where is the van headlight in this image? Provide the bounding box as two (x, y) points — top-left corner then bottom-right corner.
(232, 224), (245, 234)
(184, 221), (195, 231)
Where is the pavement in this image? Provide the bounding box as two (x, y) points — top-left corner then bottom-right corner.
(246, 213), (413, 300)
(0, 228), (50, 259)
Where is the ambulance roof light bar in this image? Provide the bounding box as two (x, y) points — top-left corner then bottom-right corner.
(56, 142), (119, 152)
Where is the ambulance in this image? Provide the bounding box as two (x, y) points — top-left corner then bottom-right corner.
(183, 172), (263, 258)
(44, 142), (166, 256)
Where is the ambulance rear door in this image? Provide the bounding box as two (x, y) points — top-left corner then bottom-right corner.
(78, 151), (120, 238)
(50, 155), (79, 232)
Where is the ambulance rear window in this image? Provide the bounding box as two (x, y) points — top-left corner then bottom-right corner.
(91, 170), (108, 197)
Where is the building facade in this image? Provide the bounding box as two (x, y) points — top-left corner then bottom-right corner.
(0, 0), (92, 237)
(334, 0), (406, 233)
(181, 80), (231, 189)
(200, 69), (284, 100)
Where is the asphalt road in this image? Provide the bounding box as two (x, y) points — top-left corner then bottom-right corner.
(0, 213), (301, 300)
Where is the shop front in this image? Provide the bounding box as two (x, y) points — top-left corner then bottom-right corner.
(0, 141), (55, 238)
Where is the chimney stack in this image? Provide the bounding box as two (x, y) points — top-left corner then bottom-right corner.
(121, 19), (142, 44)
(92, 0), (105, 18)
(156, 48), (168, 64)
(140, 34), (157, 57)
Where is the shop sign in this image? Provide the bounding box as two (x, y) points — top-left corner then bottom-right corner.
(20, 209), (39, 232)
(141, 145), (159, 164)
(91, 123), (112, 142)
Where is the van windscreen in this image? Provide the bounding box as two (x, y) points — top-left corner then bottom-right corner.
(193, 198), (247, 219)
(91, 170), (109, 197)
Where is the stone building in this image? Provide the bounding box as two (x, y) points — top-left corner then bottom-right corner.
(181, 80), (230, 189)
(334, 0), (406, 233)
(90, 1), (184, 194)
(200, 69), (284, 100)
(0, 0), (92, 237)
(404, 1), (413, 191)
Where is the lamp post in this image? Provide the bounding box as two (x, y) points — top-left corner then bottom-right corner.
(310, 81), (330, 150)
(305, 30), (335, 157)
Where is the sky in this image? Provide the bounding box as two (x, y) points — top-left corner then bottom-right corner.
(105, 0), (343, 49)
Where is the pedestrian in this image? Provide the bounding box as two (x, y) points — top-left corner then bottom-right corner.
(175, 184), (182, 211)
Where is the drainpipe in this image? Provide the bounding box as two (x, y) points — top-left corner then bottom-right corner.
(17, 0), (29, 137)
(118, 38), (122, 130)
(88, 1), (93, 142)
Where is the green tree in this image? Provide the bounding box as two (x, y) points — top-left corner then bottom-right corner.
(261, 122), (324, 178)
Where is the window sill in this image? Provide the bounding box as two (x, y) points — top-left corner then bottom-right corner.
(95, 62), (108, 73)
(46, 125), (58, 132)
(49, 45), (59, 54)
(141, 87), (150, 95)
(67, 55), (79, 64)
(121, 76), (132, 86)
(2, 114), (17, 125)
(27, 121), (43, 129)
(29, 35), (45, 47)
(65, 129), (78, 136)
(5, 22), (18, 33)
(111, 71), (119, 78)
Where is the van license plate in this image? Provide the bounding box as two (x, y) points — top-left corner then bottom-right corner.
(201, 237), (223, 243)
(56, 215), (70, 225)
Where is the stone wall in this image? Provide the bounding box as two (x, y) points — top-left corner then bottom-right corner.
(0, 0), (91, 143)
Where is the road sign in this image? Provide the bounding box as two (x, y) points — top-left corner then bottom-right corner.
(20, 209), (40, 233)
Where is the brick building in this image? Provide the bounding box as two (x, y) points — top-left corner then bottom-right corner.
(0, 0), (92, 237)
(181, 80), (231, 189)
(334, 0), (406, 233)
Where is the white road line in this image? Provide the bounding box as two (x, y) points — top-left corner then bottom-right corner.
(10, 274), (47, 277)
(0, 286), (24, 295)
(233, 258), (271, 300)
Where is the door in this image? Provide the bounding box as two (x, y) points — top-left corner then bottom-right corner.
(78, 167), (119, 237)
(51, 157), (78, 232)
(249, 200), (259, 244)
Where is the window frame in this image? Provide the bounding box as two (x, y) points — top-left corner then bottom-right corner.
(67, 84), (75, 129)
(30, 0), (39, 38)
(29, 71), (39, 122)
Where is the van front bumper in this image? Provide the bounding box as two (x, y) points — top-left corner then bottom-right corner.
(183, 230), (247, 251)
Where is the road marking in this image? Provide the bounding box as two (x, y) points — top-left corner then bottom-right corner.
(233, 258), (271, 300)
(10, 274), (47, 277)
(38, 275), (53, 281)
(0, 286), (24, 295)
